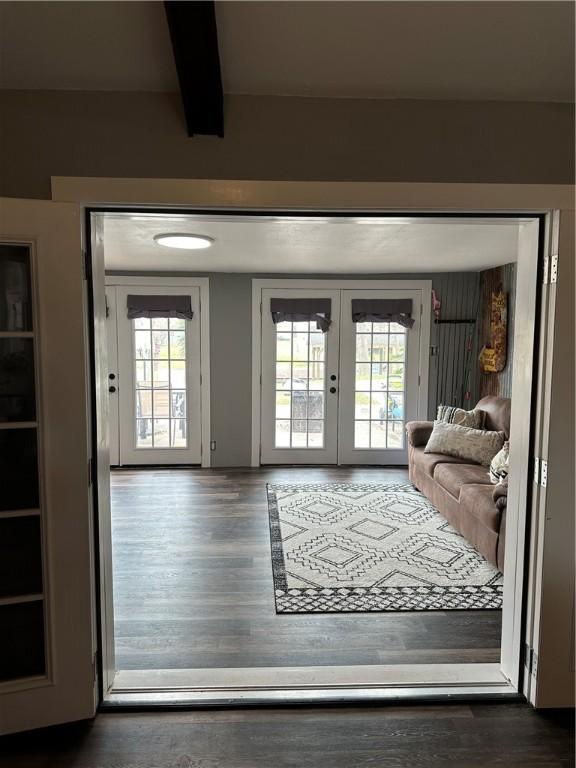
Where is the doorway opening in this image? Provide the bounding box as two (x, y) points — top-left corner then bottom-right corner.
(88, 209), (541, 703)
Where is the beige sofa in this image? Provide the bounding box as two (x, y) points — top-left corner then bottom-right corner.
(406, 396), (511, 571)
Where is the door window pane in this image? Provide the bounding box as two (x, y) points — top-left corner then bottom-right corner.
(135, 360), (152, 389)
(132, 314), (189, 449)
(0, 338), (36, 422)
(275, 420), (291, 447)
(0, 245), (33, 332)
(134, 331), (151, 359)
(274, 321), (325, 448)
(169, 331), (186, 359)
(0, 516), (43, 598)
(0, 602), (45, 681)
(153, 419), (170, 446)
(353, 322), (407, 449)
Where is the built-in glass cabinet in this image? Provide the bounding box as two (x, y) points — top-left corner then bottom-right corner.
(0, 244), (46, 681)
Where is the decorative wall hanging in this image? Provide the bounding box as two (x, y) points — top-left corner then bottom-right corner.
(479, 289), (507, 373)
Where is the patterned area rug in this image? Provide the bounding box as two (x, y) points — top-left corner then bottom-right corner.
(267, 483), (503, 613)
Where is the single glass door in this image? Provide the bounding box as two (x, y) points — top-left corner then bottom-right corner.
(116, 286), (202, 465)
(260, 288), (341, 464)
(338, 289), (424, 465)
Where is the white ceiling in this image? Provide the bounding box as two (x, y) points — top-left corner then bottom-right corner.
(101, 214), (519, 274)
(0, 1), (573, 102)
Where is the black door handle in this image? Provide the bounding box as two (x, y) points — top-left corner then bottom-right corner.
(329, 386), (337, 394)
(109, 373), (116, 380)
(330, 374), (337, 381)
(109, 386), (116, 393)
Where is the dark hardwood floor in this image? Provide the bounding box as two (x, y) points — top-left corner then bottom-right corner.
(1, 705), (573, 768)
(111, 467), (502, 670)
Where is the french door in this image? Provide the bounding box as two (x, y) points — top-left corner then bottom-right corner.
(0, 198), (95, 734)
(259, 284), (428, 466)
(108, 284), (203, 465)
(261, 288), (341, 463)
(339, 288), (424, 464)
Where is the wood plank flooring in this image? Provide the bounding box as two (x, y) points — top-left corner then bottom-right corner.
(111, 467), (502, 670)
(2, 705), (573, 767)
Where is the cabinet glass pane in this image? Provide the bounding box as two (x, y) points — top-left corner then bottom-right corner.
(0, 245), (33, 332)
(0, 516), (43, 598)
(0, 428), (39, 510)
(0, 601), (45, 681)
(0, 338), (36, 422)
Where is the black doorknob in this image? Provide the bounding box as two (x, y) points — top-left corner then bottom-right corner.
(109, 386), (116, 393)
(329, 386), (337, 394)
(330, 374), (337, 381)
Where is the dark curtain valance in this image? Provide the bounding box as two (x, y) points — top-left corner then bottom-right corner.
(351, 298), (414, 329)
(127, 294), (194, 320)
(270, 298), (332, 332)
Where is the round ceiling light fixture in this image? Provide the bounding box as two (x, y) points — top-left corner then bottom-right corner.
(154, 233), (214, 250)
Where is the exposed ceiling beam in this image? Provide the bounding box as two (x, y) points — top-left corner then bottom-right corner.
(164, 1), (224, 137)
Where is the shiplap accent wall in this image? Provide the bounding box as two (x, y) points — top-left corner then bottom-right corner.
(428, 273), (481, 415)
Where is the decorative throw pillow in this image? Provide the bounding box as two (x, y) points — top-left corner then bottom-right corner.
(424, 420), (506, 467)
(436, 404), (485, 430)
(489, 441), (510, 484)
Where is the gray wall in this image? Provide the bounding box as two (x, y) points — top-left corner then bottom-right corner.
(109, 271), (482, 466)
(0, 91), (573, 199)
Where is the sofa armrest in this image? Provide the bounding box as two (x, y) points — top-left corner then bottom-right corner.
(493, 478), (508, 510)
(405, 421), (434, 447)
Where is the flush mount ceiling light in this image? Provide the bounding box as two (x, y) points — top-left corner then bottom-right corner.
(154, 233), (214, 250)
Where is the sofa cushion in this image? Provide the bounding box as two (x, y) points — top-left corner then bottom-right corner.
(424, 420), (506, 466)
(459, 483), (502, 533)
(410, 446), (470, 478)
(433, 462), (490, 499)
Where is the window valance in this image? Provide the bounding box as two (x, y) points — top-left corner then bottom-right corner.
(351, 298), (414, 329)
(270, 298), (332, 332)
(126, 295), (194, 320)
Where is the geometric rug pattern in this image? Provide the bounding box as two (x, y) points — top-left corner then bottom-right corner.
(267, 483), (503, 613)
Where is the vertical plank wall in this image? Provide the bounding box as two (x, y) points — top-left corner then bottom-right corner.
(428, 272), (481, 414)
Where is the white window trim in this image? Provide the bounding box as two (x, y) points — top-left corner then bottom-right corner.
(105, 275), (211, 468)
(251, 278), (431, 467)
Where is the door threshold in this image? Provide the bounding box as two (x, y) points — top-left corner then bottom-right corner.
(104, 663), (518, 707)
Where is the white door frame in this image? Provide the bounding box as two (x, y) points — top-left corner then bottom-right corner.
(105, 275), (211, 468)
(253, 279), (431, 467)
(51, 178), (573, 706)
(338, 286), (428, 465)
(260, 286), (342, 464)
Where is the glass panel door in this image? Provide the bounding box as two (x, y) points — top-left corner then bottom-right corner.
(0, 198), (95, 734)
(260, 289), (340, 464)
(133, 316), (188, 450)
(116, 287), (202, 465)
(338, 289), (424, 465)
(353, 321), (407, 451)
(274, 320), (326, 449)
